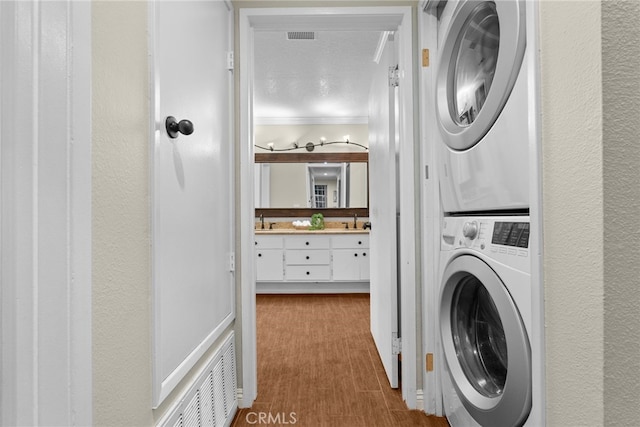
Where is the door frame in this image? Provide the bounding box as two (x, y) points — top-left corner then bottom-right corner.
(239, 6), (419, 409)
(0, 1), (92, 424)
(419, 0), (444, 416)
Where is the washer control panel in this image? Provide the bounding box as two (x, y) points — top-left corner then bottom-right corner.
(491, 221), (530, 248)
(443, 217), (531, 261)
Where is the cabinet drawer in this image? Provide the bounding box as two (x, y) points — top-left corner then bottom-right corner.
(285, 250), (330, 265)
(255, 235), (284, 249)
(285, 235), (330, 250)
(331, 234), (369, 249)
(285, 265), (331, 281)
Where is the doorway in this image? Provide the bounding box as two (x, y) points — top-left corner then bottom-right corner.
(239, 6), (419, 410)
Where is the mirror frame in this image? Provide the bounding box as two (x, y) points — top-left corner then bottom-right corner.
(255, 152), (369, 218)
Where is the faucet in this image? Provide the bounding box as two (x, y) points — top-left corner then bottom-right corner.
(260, 214), (264, 229)
(353, 213), (358, 229)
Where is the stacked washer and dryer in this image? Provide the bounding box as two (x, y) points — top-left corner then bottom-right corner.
(433, 1), (542, 426)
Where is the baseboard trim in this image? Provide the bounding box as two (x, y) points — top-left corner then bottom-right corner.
(236, 387), (254, 408)
(257, 281), (370, 294)
(416, 389), (425, 412)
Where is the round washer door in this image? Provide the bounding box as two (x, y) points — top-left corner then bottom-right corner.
(440, 255), (531, 427)
(436, 0), (526, 150)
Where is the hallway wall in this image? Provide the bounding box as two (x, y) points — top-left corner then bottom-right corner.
(539, 1), (604, 424)
(92, 2), (152, 424)
(601, 1), (640, 424)
(541, 1), (640, 426)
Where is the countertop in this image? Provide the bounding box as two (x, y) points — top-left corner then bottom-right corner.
(255, 228), (369, 235)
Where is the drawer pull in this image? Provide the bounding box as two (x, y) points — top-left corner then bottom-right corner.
(306, 271), (310, 275)
(306, 256), (310, 260)
(358, 241), (362, 245)
(354, 253), (358, 257)
(258, 253), (262, 257)
(305, 241), (309, 246)
(363, 252), (367, 257)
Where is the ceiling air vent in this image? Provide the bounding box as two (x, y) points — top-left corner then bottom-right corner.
(287, 31), (315, 40)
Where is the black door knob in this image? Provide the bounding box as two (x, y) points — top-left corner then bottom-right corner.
(166, 116), (194, 139)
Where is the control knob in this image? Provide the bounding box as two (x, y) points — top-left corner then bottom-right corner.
(462, 221), (479, 240)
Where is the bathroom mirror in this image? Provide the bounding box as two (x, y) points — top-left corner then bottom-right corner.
(255, 152), (368, 218)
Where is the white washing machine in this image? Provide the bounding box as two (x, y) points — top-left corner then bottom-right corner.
(435, 0), (536, 213)
(438, 215), (542, 427)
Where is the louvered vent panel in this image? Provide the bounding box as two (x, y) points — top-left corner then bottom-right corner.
(222, 344), (237, 417)
(183, 392), (200, 427)
(213, 359), (226, 427)
(287, 31), (315, 40)
(157, 333), (236, 427)
(200, 372), (215, 426)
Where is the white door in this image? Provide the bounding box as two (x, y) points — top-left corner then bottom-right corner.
(151, 0), (235, 406)
(368, 36), (399, 388)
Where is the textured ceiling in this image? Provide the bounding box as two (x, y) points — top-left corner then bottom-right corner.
(253, 30), (382, 123)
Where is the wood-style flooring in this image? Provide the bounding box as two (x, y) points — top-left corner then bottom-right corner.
(232, 294), (449, 427)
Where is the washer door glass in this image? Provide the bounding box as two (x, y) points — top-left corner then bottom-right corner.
(440, 255), (532, 426)
(451, 274), (507, 397)
(452, 2), (499, 126)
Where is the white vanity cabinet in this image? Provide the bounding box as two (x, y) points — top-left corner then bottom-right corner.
(255, 232), (370, 293)
(331, 234), (370, 281)
(255, 235), (284, 281)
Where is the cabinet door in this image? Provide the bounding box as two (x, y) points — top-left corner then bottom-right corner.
(256, 249), (283, 281)
(360, 250), (370, 280)
(332, 249), (363, 281)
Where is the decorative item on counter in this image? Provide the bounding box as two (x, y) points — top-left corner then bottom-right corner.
(292, 219), (311, 230)
(309, 213), (325, 230)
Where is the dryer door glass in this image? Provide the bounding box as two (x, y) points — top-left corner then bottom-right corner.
(451, 274), (507, 397)
(452, 2), (500, 126)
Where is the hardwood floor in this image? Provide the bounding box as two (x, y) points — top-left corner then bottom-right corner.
(232, 294), (449, 427)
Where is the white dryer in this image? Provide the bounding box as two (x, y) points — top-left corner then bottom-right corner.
(435, 0), (536, 213)
(438, 215), (542, 427)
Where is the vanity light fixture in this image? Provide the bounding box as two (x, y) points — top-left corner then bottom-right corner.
(254, 136), (367, 152)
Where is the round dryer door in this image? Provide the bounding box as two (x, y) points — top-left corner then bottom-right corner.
(440, 255), (531, 427)
(436, 0), (526, 150)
